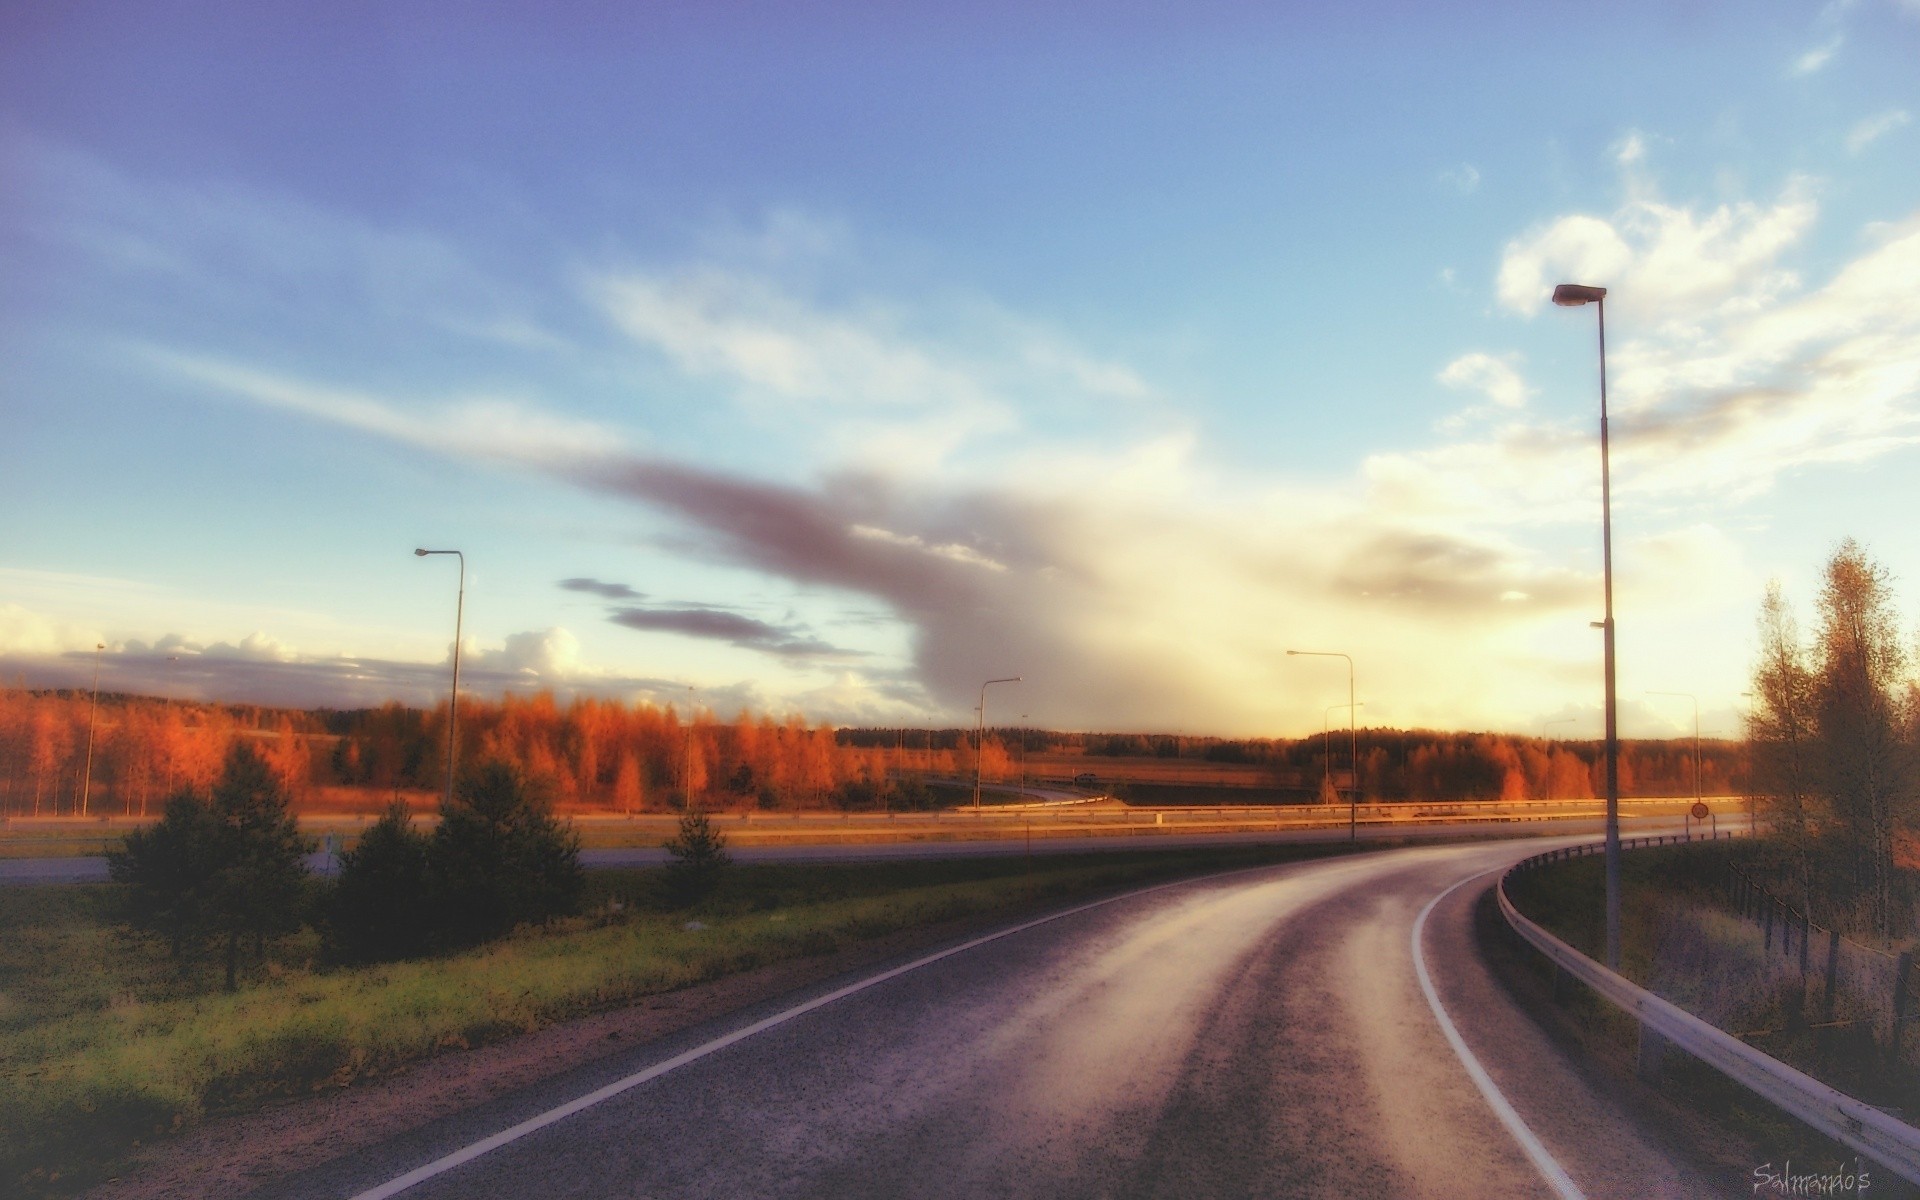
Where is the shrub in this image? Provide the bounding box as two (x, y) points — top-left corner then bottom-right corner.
(324, 802), (432, 963)
(661, 810), (731, 907)
(429, 760), (584, 947)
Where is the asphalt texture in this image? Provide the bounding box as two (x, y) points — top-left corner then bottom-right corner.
(258, 833), (1737, 1199)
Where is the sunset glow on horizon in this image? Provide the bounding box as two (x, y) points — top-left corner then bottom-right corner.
(5, 2), (1919, 739)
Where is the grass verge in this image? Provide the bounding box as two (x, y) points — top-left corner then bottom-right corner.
(1, 840), (1360, 1196)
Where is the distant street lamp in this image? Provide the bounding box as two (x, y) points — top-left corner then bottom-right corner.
(161, 654), (181, 806)
(684, 684), (697, 810)
(1647, 690), (1701, 824)
(1323, 702), (1363, 802)
(1289, 650), (1357, 841)
(80, 642), (104, 817)
(1552, 280), (1622, 970)
(1019, 714), (1029, 792)
(973, 677), (1021, 810)
(414, 548), (465, 808)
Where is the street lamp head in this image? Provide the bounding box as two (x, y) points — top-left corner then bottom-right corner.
(1552, 283), (1607, 307)
(414, 548), (429, 556)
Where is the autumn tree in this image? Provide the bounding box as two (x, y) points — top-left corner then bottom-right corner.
(1748, 578), (1821, 900)
(1811, 541), (1910, 936)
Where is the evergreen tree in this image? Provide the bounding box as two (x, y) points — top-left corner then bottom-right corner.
(661, 809), (731, 907)
(108, 743), (312, 989)
(429, 759), (583, 946)
(324, 801), (432, 962)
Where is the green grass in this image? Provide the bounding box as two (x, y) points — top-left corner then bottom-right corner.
(0, 841), (1357, 1196)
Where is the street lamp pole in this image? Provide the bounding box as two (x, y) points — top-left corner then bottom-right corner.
(1323, 702), (1363, 802)
(414, 549), (465, 808)
(80, 642), (104, 817)
(1289, 650), (1357, 841)
(684, 684), (697, 810)
(1553, 281), (1621, 970)
(974, 677), (1021, 810)
(1648, 689), (1701, 825)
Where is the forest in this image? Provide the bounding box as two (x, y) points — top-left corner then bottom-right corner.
(0, 685), (1741, 817)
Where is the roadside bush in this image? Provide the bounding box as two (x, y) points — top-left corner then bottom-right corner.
(324, 801), (432, 963)
(661, 810), (731, 907)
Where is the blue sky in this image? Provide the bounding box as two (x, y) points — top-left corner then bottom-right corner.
(4, 1), (1918, 737)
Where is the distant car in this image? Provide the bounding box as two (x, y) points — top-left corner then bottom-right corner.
(1072, 772), (1098, 786)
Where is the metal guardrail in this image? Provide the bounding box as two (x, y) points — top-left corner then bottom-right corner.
(1499, 835), (1920, 1185)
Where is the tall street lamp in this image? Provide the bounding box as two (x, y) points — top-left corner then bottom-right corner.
(1647, 689), (1701, 824)
(1553, 280), (1622, 970)
(415, 548), (465, 809)
(1289, 650), (1357, 841)
(974, 677), (1021, 810)
(80, 642), (105, 817)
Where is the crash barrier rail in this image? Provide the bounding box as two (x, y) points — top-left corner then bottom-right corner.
(1500, 833), (1920, 1186)
(1726, 864), (1917, 1049)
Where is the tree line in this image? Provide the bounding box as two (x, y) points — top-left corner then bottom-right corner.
(3, 684), (1744, 817)
(848, 726), (1742, 803)
(0, 690), (916, 816)
(1748, 539), (1920, 942)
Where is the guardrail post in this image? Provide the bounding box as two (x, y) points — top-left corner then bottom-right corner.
(1894, 952), (1914, 1058)
(1765, 903), (1775, 954)
(1798, 911), (1811, 978)
(1823, 929), (1842, 1023)
(1636, 1023), (1667, 1081)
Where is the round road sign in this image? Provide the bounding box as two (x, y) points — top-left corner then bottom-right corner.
(1691, 802), (1710, 820)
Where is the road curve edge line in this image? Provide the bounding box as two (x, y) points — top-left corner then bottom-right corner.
(1411, 868), (1587, 1200)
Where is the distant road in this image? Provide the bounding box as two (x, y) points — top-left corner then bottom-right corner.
(262, 831), (1727, 1198)
(0, 813), (1678, 885)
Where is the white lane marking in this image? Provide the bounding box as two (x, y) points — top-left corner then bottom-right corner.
(1411, 868), (1586, 1200)
(346, 859), (1310, 1200)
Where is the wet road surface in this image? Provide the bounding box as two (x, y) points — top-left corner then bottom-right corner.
(264, 835), (1731, 1199)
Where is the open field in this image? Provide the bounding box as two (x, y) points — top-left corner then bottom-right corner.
(0, 841), (1378, 1196)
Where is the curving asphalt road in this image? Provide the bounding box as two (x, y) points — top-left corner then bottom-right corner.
(260, 833), (1731, 1199)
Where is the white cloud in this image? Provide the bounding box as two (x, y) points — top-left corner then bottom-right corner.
(1496, 177), (1817, 329)
(203, 631), (298, 662)
(1439, 164), (1481, 195)
(1791, 33), (1843, 74)
(465, 627), (582, 677)
(149, 349), (627, 470)
(1847, 108), (1911, 154)
(0, 605), (101, 657)
(1438, 352), (1533, 414)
